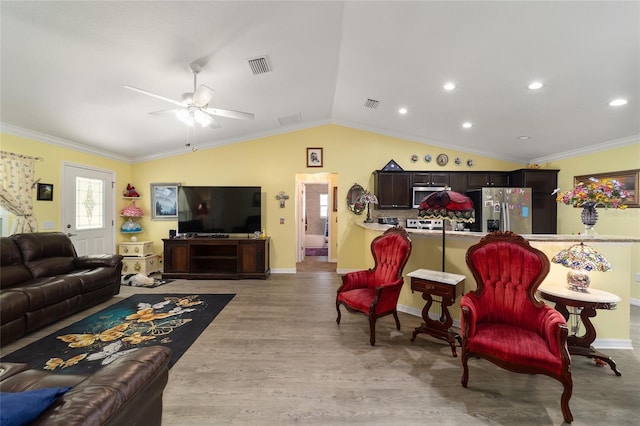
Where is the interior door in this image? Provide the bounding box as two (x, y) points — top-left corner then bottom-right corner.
(62, 163), (115, 255)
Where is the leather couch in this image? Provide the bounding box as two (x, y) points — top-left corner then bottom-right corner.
(0, 346), (170, 426)
(0, 232), (123, 347)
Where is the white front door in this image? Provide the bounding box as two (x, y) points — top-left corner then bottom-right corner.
(62, 163), (115, 255)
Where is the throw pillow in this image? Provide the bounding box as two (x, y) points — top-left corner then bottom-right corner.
(0, 386), (72, 426)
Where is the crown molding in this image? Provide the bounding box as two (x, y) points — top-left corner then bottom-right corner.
(0, 123), (133, 163)
(331, 119), (529, 164)
(530, 134), (640, 164)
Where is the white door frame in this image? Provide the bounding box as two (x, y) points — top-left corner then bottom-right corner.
(61, 162), (116, 254)
(295, 174), (335, 263)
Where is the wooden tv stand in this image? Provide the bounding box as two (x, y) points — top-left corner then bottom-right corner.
(162, 237), (270, 280)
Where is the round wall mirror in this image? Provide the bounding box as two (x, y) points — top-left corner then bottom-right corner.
(347, 183), (366, 215)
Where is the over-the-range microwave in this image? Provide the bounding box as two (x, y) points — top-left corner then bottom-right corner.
(412, 186), (447, 209)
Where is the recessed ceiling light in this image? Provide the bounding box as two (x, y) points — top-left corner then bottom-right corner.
(518, 136), (531, 140)
(528, 81), (544, 90)
(462, 122), (472, 129)
(398, 107), (408, 114)
(609, 98), (628, 107)
(443, 82), (456, 91)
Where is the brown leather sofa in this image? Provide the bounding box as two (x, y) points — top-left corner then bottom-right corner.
(0, 346), (170, 426)
(0, 232), (123, 347)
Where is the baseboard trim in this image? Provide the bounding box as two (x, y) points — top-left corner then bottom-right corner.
(593, 339), (634, 350)
(397, 304), (462, 328)
(272, 268), (296, 274)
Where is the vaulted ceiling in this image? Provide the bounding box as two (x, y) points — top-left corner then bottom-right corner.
(1, 1), (638, 163)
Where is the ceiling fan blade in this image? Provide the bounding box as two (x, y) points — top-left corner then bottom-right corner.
(148, 108), (181, 116)
(204, 107), (255, 120)
(124, 85), (184, 108)
(199, 110), (221, 128)
(193, 84), (215, 107)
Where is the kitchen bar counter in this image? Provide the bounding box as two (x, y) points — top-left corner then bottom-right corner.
(356, 222), (640, 243)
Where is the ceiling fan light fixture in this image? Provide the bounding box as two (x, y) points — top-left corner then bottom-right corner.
(193, 109), (213, 127)
(176, 109), (194, 127)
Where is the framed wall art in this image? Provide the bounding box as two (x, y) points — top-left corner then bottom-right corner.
(573, 169), (639, 208)
(150, 183), (180, 220)
(36, 183), (53, 201)
(306, 147), (323, 168)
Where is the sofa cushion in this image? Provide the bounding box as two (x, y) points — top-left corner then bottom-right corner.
(69, 268), (118, 293)
(467, 322), (563, 374)
(11, 233), (77, 278)
(0, 292), (29, 323)
(10, 277), (83, 311)
(0, 238), (33, 288)
(0, 387), (72, 426)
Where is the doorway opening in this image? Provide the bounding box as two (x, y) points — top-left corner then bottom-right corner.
(295, 173), (337, 272)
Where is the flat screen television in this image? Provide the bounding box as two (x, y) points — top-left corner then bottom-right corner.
(177, 186), (261, 235)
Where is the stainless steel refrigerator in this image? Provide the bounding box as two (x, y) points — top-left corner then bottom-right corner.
(465, 188), (532, 234)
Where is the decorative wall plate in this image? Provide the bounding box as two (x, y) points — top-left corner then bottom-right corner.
(455, 157), (462, 165)
(424, 154), (432, 163)
(436, 153), (449, 166)
(411, 154), (418, 162)
(467, 159), (474, 167)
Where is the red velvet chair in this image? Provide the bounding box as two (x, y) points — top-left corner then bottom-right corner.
(460, 231), (573, 423)
(336, 226), (412, 346)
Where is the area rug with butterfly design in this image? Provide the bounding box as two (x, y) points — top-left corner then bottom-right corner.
(1, 293), (235, 375)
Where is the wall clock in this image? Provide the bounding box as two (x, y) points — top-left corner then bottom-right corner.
(436, 153), (449, 166)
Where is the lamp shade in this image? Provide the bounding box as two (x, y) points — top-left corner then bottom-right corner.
(418, 190), (475, 223)
(416, 190), (475, 272)
(551, 242), (612, 272)
(359, 192), (378, 205)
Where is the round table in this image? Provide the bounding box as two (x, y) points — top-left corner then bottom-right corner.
(538, 284), (622, 376)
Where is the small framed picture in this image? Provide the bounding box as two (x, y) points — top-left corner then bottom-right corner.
(306, 147), (323, 168)
(37, 183), (53, 201)
(150, 183), (180, 220)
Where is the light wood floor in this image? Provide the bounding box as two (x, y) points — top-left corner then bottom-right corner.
(3, 273), (638, 425)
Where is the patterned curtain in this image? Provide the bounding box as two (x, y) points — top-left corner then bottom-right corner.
(0, 151), (39, 234)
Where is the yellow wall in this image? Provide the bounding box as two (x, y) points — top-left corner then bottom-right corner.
(130, 124), (521, 270)
(3, 126), (637, 337)
(546, 142), (640, 300)
(0, 133), (132, 238)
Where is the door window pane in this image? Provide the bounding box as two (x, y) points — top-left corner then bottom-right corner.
(76, 177), (104, 230)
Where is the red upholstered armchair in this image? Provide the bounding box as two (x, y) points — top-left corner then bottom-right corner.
(336, 226), (412, 346)
(460, 231), (573, 424)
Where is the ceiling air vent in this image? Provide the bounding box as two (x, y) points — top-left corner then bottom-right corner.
(278, 113), (302, 127)
(247, 56), (272, 75)
(364, 98), (380, 109)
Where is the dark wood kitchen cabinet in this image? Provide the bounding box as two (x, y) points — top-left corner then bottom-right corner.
(374, 172), (411, 209)
(466, 172), (511, 188)
(411, 172), (450, 187)
(510, 169), (559, 234)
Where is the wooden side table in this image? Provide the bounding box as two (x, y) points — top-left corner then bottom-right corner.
(539, 284), (622, 376)
(408, 269), (465, 357)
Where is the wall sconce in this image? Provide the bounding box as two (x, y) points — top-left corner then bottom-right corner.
(276, 191), (289, 208)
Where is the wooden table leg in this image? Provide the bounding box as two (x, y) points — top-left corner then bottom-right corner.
(410, 292), (458, 357)
(554, 302), (621, 376)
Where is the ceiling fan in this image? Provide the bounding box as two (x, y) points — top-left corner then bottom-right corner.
(124, 63), (254, 128)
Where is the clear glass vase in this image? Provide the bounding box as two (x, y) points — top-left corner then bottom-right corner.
(580, 202), (598, 236)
